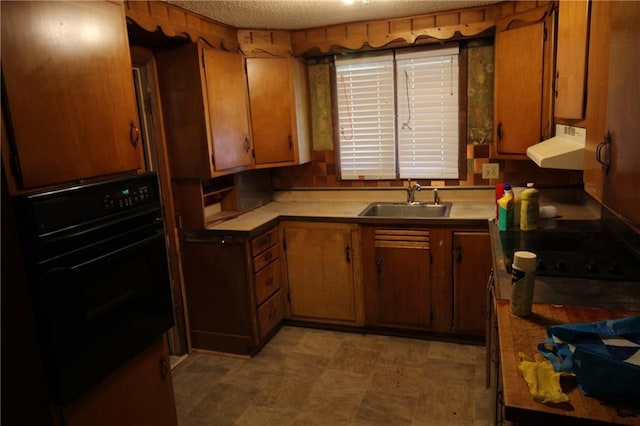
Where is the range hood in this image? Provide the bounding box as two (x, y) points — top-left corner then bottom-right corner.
(526, 124), (586, 170)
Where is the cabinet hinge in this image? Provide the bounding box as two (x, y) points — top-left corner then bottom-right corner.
(201, 50), (207, 74)
(144, 91), (153, 116)
(283, 237), (287, 251)
(543, 26), (548, 42)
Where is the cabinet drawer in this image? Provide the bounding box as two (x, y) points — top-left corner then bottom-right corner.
(255, 259), (282, 305)
(253, 243), (280, 272)
(258, 289), (285, 339)
(251, 229), (277, 256)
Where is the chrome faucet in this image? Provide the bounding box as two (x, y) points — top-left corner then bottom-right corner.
(433, 188), (440, 205)
(406, 179), (422, 204)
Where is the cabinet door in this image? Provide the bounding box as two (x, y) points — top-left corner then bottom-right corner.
(1, 1), (143, 189)
(554, 0), (590, 119)
(601, 2), (640, 227)
(367, 229), (431, 330)
(494, 21), (545, 155)
(247, 57), (295, 164)
(64, 337), (177, 426)
(202, 48), (253, 171)
(453, 232), (492, 335)
(282, 222), (361, 324)
(180, 235), (254, 354)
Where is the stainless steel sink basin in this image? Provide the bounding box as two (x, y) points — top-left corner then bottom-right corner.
(359, 202), (452, 218)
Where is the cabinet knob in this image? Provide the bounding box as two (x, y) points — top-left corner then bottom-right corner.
(596, 132), (611, 175)
(244, 137), (250, 153)
(159, 357), (168, 380)
(129, 121), (140, 148)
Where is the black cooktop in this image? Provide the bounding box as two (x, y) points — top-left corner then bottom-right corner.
(500, 220), (640, 281)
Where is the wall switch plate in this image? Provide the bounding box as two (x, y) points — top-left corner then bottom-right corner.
(482, 163), (499, 179)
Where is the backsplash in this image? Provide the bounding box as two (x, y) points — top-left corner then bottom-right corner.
(271, 43), (583, 190)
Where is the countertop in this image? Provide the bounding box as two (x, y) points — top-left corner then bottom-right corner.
(205, 186), (599, 234)
(496, 300), (640, 425)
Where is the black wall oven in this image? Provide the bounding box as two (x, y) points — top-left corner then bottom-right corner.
(13, 172), (174, 405)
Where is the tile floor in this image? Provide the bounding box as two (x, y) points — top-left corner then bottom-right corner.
(171, 326), (493, 426)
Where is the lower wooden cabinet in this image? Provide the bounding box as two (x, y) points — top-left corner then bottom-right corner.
(180, 225), (282, 355)
(452, 231), (493, 336)
(281, 221), (364, 325)
(362, 228), (432, 330)
(62, 336), (177, 426)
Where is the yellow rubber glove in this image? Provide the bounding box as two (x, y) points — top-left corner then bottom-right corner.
(518, 352), (571, 404)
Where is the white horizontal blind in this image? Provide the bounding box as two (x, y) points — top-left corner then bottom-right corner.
(396, 47), (460, 179)
(335, 53), (396, 180)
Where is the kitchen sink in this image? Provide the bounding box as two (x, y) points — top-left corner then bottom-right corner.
(358, 202), (452, 218)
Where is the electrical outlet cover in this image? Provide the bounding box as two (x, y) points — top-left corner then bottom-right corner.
(482, 163), (499, 179)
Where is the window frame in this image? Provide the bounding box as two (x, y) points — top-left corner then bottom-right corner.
(332, 43), (468, 182)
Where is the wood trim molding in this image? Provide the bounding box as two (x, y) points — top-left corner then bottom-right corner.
(124, 0), (239, 51)
(125, 1), (553, 57)
(290, 1), (553, 56)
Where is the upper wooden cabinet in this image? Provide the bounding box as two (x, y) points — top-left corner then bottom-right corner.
(1, 1), (144, 190)
(155, 43), (253, 178)
(246, 57), (312, 167)
(584, 2), (640, 228)
(493, 8), (554, 157)
(554, 0), (590, 119)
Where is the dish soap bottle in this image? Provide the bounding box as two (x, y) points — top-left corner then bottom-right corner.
(498, 183), (514, 231)
(520, 183), (539, 231)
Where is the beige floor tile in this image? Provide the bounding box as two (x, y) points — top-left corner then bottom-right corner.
(378, 336), (432, 368)
(292, 369), (369, 425)
(234, 406), (296, 426)
(327, 341), (382, 375)
(353, 390), (418, 426)
(369, 362), (425, 397)
(171, 327), (493, 426)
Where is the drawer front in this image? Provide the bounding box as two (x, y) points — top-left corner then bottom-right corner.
(255, 260), (282, 305)
(251, 229), (277, 257)
(258, 289), (285, 339)
(253, 243), (280, 272)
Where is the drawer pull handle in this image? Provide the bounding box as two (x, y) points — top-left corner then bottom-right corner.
(264, 252), (273, 261)
(266, 276), (274, 286)
(268, 308), (278, 319)
(259, 234), (272, 245)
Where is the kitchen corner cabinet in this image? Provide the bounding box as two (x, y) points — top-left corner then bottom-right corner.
(452, 231), (492, 336)
(281, 221), (364, 326)
(493, 8), (554, 157)
(63, 337), (177, 426)
(155, 43), (253, 179)
(246, 57), (312, 167)
(180, 226), (283, 355)
(554, 0), (590, 119)
(1, 1), (144, 190)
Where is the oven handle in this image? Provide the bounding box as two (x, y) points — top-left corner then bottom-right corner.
(44, 231), (164, 274)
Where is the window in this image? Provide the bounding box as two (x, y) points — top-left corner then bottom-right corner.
(335, 45), (460, 180)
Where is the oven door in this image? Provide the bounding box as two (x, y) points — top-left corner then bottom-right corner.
(33, 225), (174, 404)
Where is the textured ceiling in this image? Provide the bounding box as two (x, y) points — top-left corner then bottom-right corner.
(167, 0), (501, 30)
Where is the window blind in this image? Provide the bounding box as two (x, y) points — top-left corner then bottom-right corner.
(396, 47), (460, 179)
(335, 53), (396, 180)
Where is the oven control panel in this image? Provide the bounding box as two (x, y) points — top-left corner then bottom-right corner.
(21, 173), (162, 237)
(103, 183), (155, 211)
